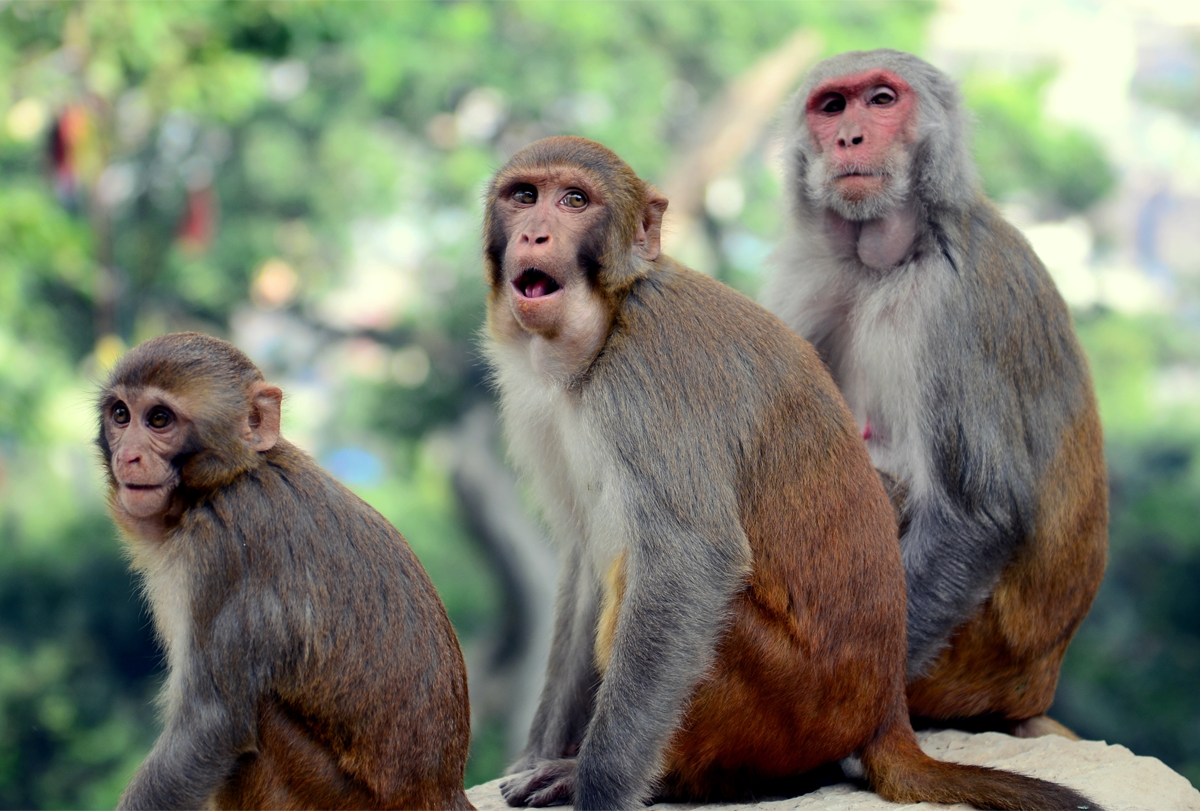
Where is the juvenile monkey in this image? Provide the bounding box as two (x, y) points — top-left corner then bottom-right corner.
(98, 332), (473, 811)
(763, 49), (1108, 736)
(485, 136), (1098, 810)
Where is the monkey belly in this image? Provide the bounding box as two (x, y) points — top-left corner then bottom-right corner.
(658, 593), (898, 801)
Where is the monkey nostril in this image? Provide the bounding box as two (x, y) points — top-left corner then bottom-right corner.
(535, 236), (549, 245)
(852, 136), (863, 145)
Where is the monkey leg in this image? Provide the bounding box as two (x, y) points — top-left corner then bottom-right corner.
(217, 700), (379, 811)
(909, 406), (1106, 727)
(656, 595), (894, 802)
(906, 595), (1065, 723)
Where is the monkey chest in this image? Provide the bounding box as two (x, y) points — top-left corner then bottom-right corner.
(831, 280), (932, 480)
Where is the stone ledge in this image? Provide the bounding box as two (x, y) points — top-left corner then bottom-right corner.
(467, 729), (1200, 811)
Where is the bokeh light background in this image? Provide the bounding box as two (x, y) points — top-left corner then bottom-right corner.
(1, 1), (1199, 807)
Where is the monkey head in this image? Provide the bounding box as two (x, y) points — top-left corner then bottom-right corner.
(98, 332), (282, 535)
(483, 136), (667, 378)
(787, 49), (978, 227)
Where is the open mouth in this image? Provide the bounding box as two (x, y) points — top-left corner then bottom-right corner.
(513, 269), (562, 299)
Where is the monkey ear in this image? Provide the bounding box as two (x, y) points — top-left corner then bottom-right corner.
(243, 382), (282, 453)
(633, 188), (669, 262)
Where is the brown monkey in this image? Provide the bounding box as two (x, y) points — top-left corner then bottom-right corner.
(97, 332), (473, 811)
(485, 136), (1098, 810)
(763, 49), (1108, 737)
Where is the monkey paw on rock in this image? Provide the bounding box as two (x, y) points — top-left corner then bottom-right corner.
(499, 759), (577, 807)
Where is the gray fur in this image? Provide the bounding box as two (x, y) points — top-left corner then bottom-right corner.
(784, 48), (978, 225)
(764, 49), (1095, 676)
(490, 262), (800, 809)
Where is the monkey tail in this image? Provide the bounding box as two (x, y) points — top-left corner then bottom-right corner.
(859, 711), (1102, 811)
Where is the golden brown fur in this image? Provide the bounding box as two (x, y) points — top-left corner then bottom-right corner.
(488, 137), (1100, 811)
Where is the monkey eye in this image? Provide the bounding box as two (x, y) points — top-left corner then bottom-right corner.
(112, 402), (130, 425)
(561, 190), (588, 209)
(147, 407), (174, 430)
(819, 94), (846, 114)
(868, 87), (896, 106)
(512, 185), (537, 205)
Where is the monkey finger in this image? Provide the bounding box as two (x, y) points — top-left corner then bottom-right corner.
(500, 760), (577, 807)
(527, 778), (576, 808)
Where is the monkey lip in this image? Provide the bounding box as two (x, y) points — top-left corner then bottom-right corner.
(121, 477), (176, 493)
(513, 269), (563, 299)
(123, 482), (168, 492)
(117, 479), (177, 520)
(834, 173), (886, 202)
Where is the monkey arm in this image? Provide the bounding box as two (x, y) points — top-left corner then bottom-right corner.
(508, 542), (601, 773)
(118, 699), (250, 810)
(575, 501), (751, 810)
(902, 204), (1087, 679)
(118, 588), (271, 810)
(901, 320), (1037, 677)
(117, 662), (259, 810)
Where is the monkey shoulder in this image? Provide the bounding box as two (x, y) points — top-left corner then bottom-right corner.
(596, 261), (853, 455)
(940, 199), (1092, 387)
(188, 439), (436, 614)
(949, 199), (1069, 314)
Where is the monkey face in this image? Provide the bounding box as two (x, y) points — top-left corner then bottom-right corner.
(488, 168), (615, 377)
(803, 68), (917, 220)
(102, 385), (189, 520)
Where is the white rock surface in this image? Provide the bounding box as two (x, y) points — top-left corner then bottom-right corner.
(467, 729), (1200, 811)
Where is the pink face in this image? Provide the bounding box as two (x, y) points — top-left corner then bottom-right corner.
(103, 386), (189, 520)
(805, 69), (917, 202)
(497, 168), (608, 337)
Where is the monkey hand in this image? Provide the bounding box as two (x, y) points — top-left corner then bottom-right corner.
(499, 758), (577, 807)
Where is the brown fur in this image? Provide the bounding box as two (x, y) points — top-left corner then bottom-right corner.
(99, 332), (473, 811)
(488, 138), (1100, 811)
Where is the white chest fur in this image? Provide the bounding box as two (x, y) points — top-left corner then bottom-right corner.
(766, 246), (949, 501)
(127, 536), (193, 710)
(486, 340), (630, 582)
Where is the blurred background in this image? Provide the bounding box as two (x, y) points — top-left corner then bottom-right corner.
(1, 1), (1198, 807)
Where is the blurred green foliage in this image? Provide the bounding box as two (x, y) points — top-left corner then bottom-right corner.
(1057, 312), (1200, 785)
(0, 1), (1197, 808)
(964, 69), (1116, 216)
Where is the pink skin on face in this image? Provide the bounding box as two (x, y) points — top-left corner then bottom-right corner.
(805, 69), (917, 199)
(104, 386), (189, 521)
(501, 170), (606, 336)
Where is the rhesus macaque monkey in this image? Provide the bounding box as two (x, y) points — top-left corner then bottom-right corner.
(485, 136), (1098, 810)
(763, 49), (1108, 737)
(98, 332), (473, 811)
